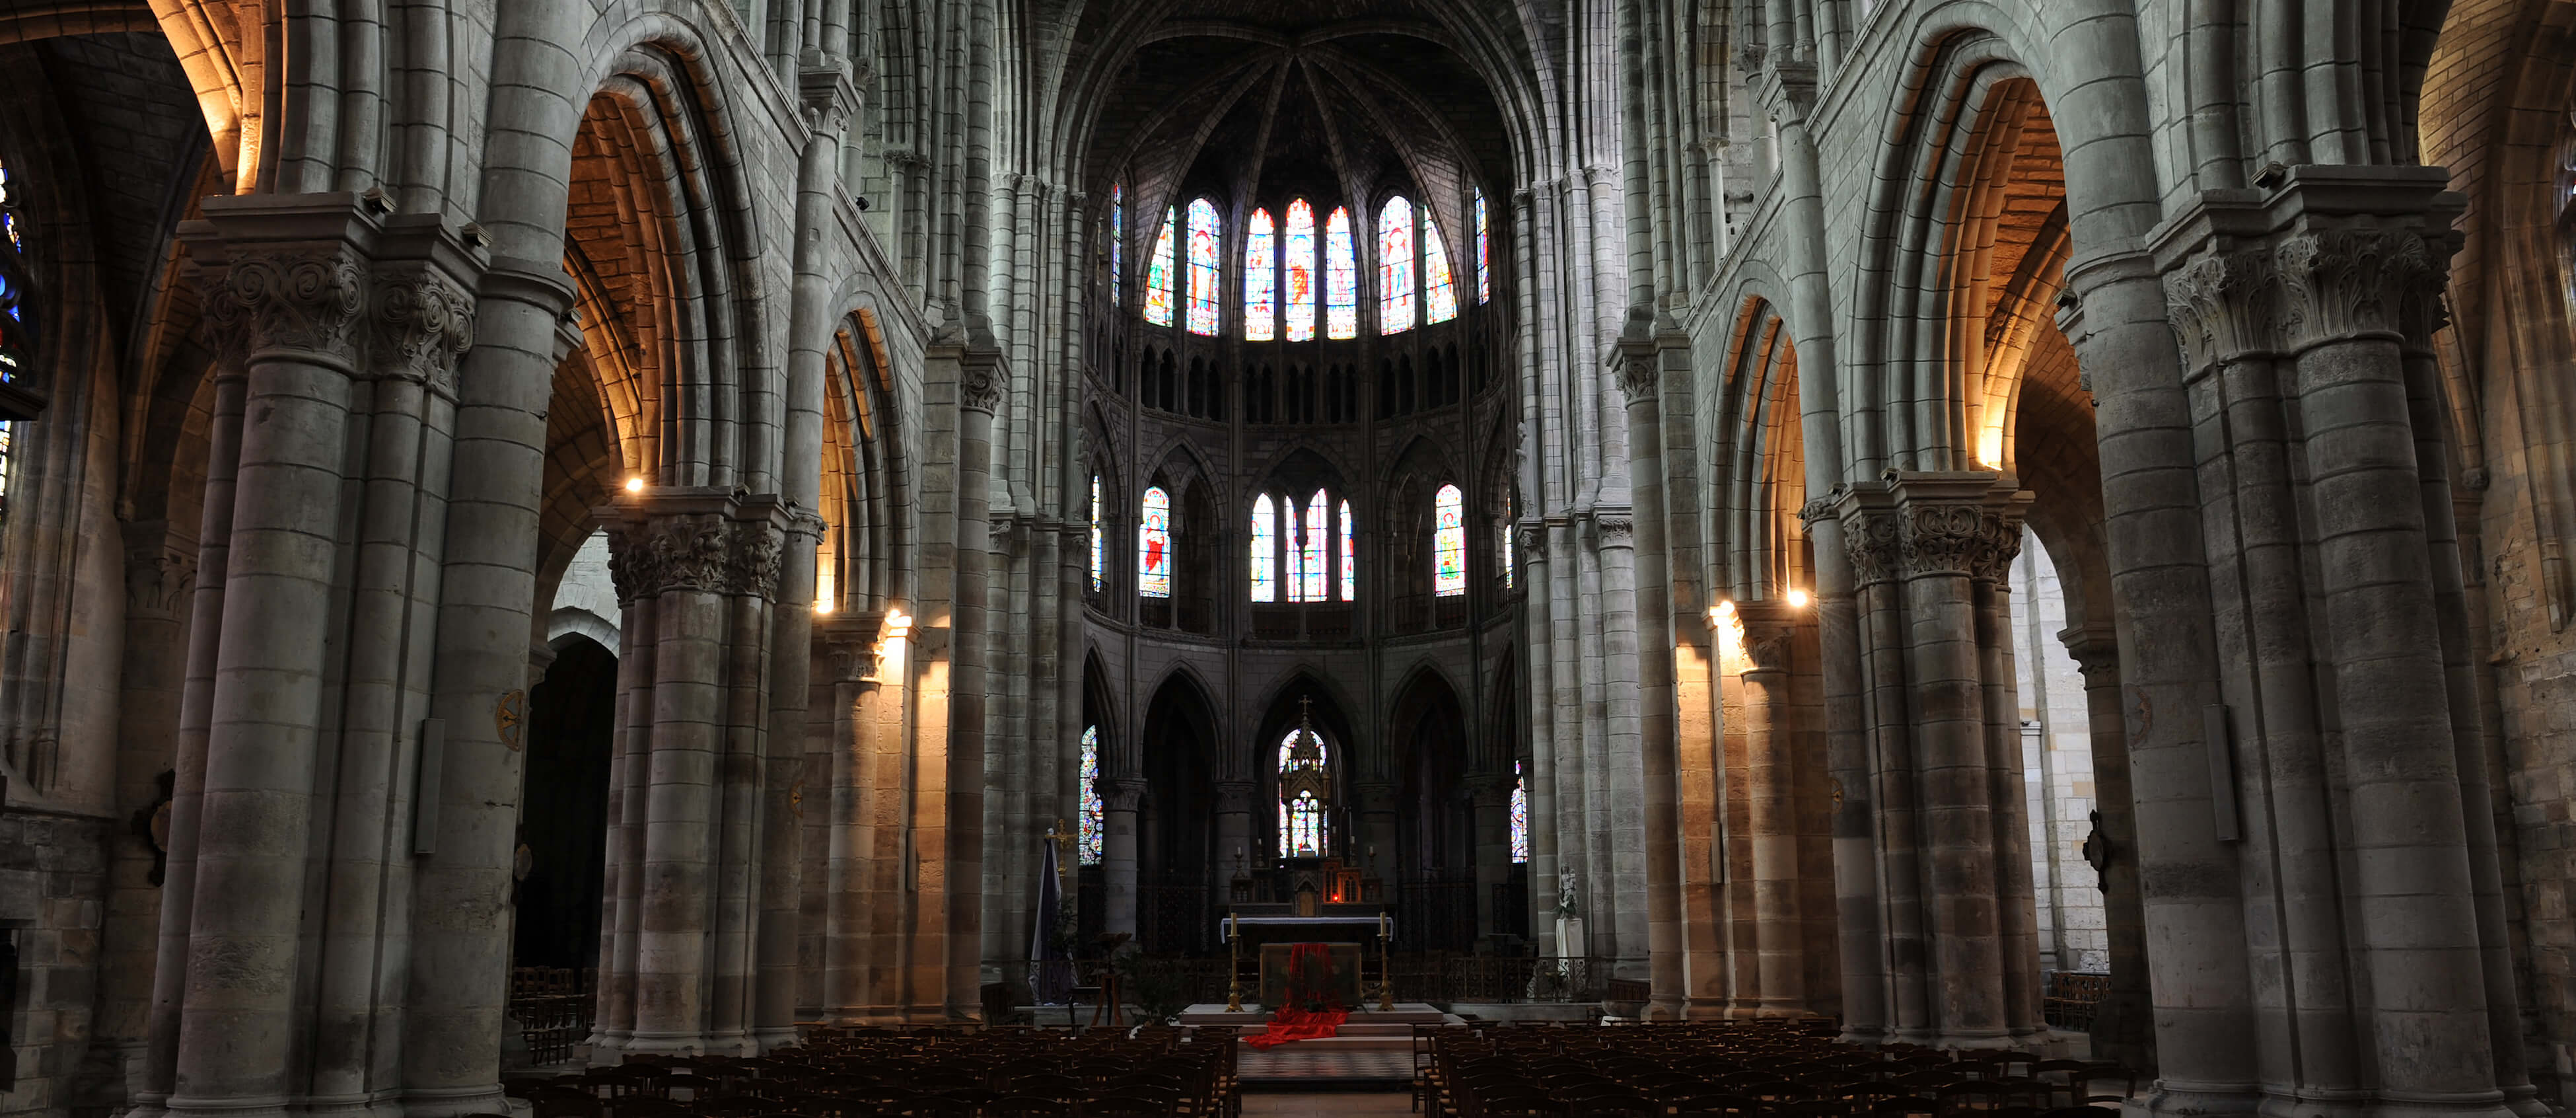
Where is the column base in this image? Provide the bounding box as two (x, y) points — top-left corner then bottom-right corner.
(402, 1086), (511, 1118)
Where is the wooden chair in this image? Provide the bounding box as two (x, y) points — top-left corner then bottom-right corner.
(531, 1090), (605, 1118)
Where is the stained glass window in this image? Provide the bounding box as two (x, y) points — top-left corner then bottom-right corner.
(1080, 726), (1106, 866)
(1244, 207), (1276, 342)
(0, 155), (27, 527)
(1378, 196), (1416, 334)
(1283, 792), (1324, 856)
(1111, 184), (1124, 309)
(1474, 189), (1491, 305)
(1509, 761), (1528, 864)
(1186, 198), (1221, 336)
(1139, 486), (1172, 598)
(1423, 217), (1459, 324)
(1284, 200), (1317, 342)
(1297, 492), (1328, 603)
(1281, 495), (1306, 601)
(1143, 206), (1177, 326)
(1277, 727), (1330, 858)
(1434, 484), (1466, 596)
(1338, 499), (1356, 601)
(1325, 207), (1358, 340)
(1090, 475), (1104, 591)
(1499, 494), (1515, 591)
(1251, 494), (1277, 602)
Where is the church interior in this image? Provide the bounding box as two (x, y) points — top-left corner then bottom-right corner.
(0, 0), (2569, 1116)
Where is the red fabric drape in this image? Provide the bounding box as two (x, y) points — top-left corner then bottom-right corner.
(1244, 942), (1349, 1048)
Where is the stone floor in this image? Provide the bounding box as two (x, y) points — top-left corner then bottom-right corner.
(1242, 1093), (1415, 1117)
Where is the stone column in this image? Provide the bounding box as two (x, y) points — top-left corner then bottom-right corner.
(2065, 239), (2255, 1111)
(1970, 509), (2042, 1040)
(1733, 603), (1803, 1018)
(1614, 341), (1686, 1019)
(949, 346), (1002, 1016)
(820, 616), (882, 1022)
(129, 308), (244, 1118)
(1591, 513), (1647, 967)
(166, 206), (376, 1118)
(2060, 627), (2155, 1074)
(1355, 782), (1398, 889)
(1467, 774), (1515, 946)
(1102, 778), (1145, 937)
(863, 615), (912, 1021)
(1519, 525), (1561, 958)
(1838, 488), (1917, 1040)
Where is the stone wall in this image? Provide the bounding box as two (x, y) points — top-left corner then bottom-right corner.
(0, 811), (104, 1118)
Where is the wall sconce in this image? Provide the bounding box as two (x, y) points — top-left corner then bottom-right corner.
(1787, 589), (1810, 608)
(624, 476), (645, 494)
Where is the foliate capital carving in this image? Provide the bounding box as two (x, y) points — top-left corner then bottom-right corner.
(193, 274), (253, 372)
(604, 516), (729, 600)
(1516, 523), (1548, 556)
(1594, 515), (1635, 548)
(1796, 496), (1837, 528)
(2273, 229), (2446, 350)
(371, 267), (476, 388)
(2161, 248), (2280, 372)
(1614, 351), (1659, 406)
(124, 546), (196, 618)
(1897, 502), (2021, 579)
(227, 246), (369, 359)
(727, 521), (783, 598)
(1837, 506), (1900, 587)
(958, 352), (1005, 414)
(1742, 624), (1794, 674)
(2060, 625), (2120, 679)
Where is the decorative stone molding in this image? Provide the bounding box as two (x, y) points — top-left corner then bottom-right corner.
(1896, 502), (2019, 580)
(1594, 515), (1635, 548)
(958, 350), (1006, 414)
(727, 522), (783, 599)
(1742, 624), (1794, 674)
(371, 268), (476, 389)
(1796, 496), (1836, 528)
(2161, 248), (2279, 372)
(2059, 624), (2119, 680)
(2273, 228), (2445, 351)
(1614, 350), (1659, 406)
(123, 546), (196, 620)
(194, 278), (253, 372)
(1838, 509), (1900, 587)
(605, 517), (729, 600)
(228, 246), (369, 359)
(1104, 778), (1147, 813)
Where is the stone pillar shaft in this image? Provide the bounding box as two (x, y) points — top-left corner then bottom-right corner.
(1735, 606), (1803, 1018)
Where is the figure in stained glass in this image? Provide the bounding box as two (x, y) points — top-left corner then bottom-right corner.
(1338, 498), (1355, 601)
(1140, 486), (1172, 597)
(1186, 198), (1221, 336)
(1081, 726), (1106, 865)
(1423, 217), (1459, 324)
(1378, 196), (1415, 334)
(1251, 494), (1277, 602)
(1284, 200), (1317, 342)
(1244, 208), (1277, 341)
(1143, 206), (1177, 326)
(1433, 484), (1466, 596)
(1325, 207), (1357, 340)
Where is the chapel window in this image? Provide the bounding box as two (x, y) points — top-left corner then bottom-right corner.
(1244, 207), (1277, 342)
(1285, 200), (1318, 341)
(1139, 486), (1173, 598)
(1338, 498), (1356, 601)
(1433, 483), (1466, 597)
(1143, 206), (1177, 327)
(1079, 726), (1105, 865)
(1510, 760), (1529, 864)
(1090, 474), (1104, 591)
(1379, 196), (1417, 333)
(1423, 217), (1460, 324)
(1277, 718), (1331, 858)
(1499, 490), (1515, 591)
(1250, 494), (1277, 603)
(1474, 188), (1491, 305)
(1325, 207), (1358, 340)
(0, 157), (32, 535)
(1110, 183), (1124, 309)
(1186, 198), (1221, 336)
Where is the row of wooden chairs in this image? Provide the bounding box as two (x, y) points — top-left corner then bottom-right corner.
(1415, 1021), (2137, 1118)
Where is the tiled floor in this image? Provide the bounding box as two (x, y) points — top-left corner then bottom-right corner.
(1242, 1092), (1414, 1117)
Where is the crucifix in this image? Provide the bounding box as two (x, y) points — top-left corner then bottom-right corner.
(1044, 817), (1077, 881)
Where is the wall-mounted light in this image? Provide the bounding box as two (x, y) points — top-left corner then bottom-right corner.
(1787, 589), (1811, 609)
(884, 609), (913, 638)
(624, 476), (645, 494)
(1708, 598), (1736, 628)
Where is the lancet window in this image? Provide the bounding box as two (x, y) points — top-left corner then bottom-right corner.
(1474, 188), (1491, 305)
(1277, 720), (1331, 858)
(1080, 726), (1105, 866)
(1090, 475), (1104, 591)
(1285, 201), (1318, 341)
(1144, 206), (1177, 326)
(1510, 760), (1528, 864)
(1186, 198), (1222, 336)
(0, 157), (32, 531)
(1251, 490), (1353, 603)
(1250, 494), (1277, 603)
(1244, 208), (1277, 341)
(1140, 486), (1173, 598)
(1325, 207), (1358, 339)
(1433, 484), (1467, 597)
(1110, 183), (1124, 309)
(1379, 196), (1417, 333)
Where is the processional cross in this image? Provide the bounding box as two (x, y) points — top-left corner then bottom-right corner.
(1044, 817), (1077, 882)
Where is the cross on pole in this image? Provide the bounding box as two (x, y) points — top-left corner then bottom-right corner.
(1044, 817), (1077, 881)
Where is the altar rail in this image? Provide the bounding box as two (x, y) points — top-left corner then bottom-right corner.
(1013, 953), (1633, 1009)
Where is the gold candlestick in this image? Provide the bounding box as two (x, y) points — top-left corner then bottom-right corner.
(1225, 909), (1245, 1013)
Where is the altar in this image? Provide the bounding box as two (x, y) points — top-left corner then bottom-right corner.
(1222, 903), (1390, 1010)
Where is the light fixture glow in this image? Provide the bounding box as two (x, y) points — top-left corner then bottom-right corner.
(624, 476), (645, 493)
(1709, 599), (1736, 627)
(1787, 589), (1811, 608)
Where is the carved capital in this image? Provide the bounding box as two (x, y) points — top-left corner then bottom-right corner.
(123, 545), (195, 618)
(1742, 624), (1794, 673)
(604, 515), (729, 599)
(228, 245), (369, 360)
(1797, 496), (1836, 528)
(2059, 624), (2120, 680)
(1897, 502), (1985, 577)
(1516, 523), (1548, 558)
(958, 351), (1005, 414)
(727, 521), (783, 598)
(1594, 515), (1635, 548)
(1104, 778), (1147, 813)
(2273, 228), (2445, 350)
(2161, 248), (2280, 372)
(1614, 351), (1658, 406)
(192, 271), (253, 372)
(371, 266), (476, 389)
(1836, 500), (1900, 587)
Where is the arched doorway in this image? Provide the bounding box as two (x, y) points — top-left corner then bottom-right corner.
(1136, 672), (1219, 953)
(515, 635), (618, 973)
